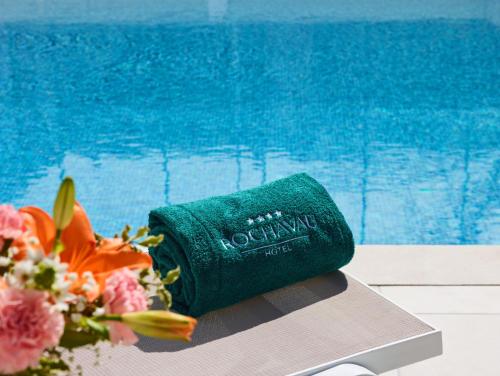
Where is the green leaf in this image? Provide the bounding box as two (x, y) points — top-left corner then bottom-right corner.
(139, 234), (164, 247)
(86, 318), (110, 338)
(162, 265), (180, 285)
(53, 177), (76, 231)
(59, 327), (100, 349)
(135, 226), (149, 239)
(121, 224), (131, 241)
(161, 288), (172, 309)
(39, 357), (70, 372)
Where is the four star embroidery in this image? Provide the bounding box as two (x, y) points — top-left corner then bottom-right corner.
(247, 211), (283, 225)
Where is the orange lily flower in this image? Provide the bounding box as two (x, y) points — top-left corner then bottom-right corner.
(18, 203), (152, 300)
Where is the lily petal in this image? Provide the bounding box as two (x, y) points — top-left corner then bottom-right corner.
(19, 206), (56, 254)
(76, 250), (152, 291)
(97, 238), (131, 253)
(60, 203), (96, 268)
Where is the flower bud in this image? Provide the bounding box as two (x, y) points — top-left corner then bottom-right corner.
(121, 310), (197, 341)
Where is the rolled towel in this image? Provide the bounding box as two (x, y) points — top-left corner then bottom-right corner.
(149, 173), (354, 316)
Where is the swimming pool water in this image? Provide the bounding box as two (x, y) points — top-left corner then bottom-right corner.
(0, 2), (499, 244)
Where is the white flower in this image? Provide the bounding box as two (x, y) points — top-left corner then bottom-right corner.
(93, 307), (105, 317)
(42, 256), (68, 272)
(8, 246), (19, 257)
(81, 271), (97, 292)
(82, 271), (93, 279)
(64, 292), (77, 301)
(5, 273), (21, 288)
(54, 302), (69, 312)
(70, 313), (82, 323)
(0, 256), (11, 267)
(66, 272), (78, 282)
(27, 236), (39, 246)
(56, 263), (68, 273)
(81, 280), (97, 293)
(27, 249), (44, 263)
(50, 269), (79, 306)
(76, 301), (86, 312)
(13, 260), (35, 278)
(53, 278), (72, 292)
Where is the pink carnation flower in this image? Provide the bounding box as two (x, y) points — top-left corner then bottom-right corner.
(0, 204), (24, 240)
(103, 268), (148, 345)
(0, 288), (64, 374)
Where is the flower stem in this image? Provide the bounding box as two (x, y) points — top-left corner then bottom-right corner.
(94, 314), (122, 322)
(52, 229), (64, 254)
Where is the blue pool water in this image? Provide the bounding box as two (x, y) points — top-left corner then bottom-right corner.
(0, 1), (499, 244)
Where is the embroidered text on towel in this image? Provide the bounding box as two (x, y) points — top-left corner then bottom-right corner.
(220, 214), (317, 254)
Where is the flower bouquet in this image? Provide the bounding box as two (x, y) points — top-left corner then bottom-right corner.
(0, 178), (196, 375)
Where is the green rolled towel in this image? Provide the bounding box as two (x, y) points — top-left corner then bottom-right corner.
(149, 173), (354, 317)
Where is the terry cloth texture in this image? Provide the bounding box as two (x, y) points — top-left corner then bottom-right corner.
(149, 173), (354, 316)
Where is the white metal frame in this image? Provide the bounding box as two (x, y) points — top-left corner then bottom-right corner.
(290, 272), (443, 376)
(314, 364), (375, 376)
